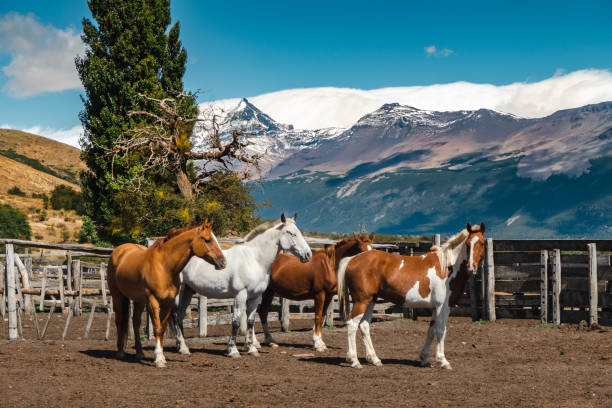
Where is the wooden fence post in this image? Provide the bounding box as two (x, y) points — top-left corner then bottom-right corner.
(540, 250), (548, 324)
(6, 244), (19, 339)
(552, 249), (561, 326)
(0, 261), (5, 318)
(485, 238), (496, 321)
(74, 259), (82, 316)
(433, 234), (441, 247)
(469, 275), (479, 322)
(198, 295), (207, 337)
(325, 295), (335, 327)
(588, 243), (598, 325)
(280, 297), (290, 332)
(14, 255), (34, 316)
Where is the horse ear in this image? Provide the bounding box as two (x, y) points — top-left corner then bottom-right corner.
(466, 222), (472, 233)
(325, 244), (334, 256)
(280, 213), (286, 223)
(480, 222), (486, 234)
(293, 212), (297, 222)
(369, 232), (375, 240)
(353, 232), (359, 240)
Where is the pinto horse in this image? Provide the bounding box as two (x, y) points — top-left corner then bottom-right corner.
(337, 223), (486, 369)
(107, 221), (226, 368)
(258, 233), (374, 351)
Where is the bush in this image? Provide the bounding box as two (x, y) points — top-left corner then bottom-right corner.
(50, 185), (84, 214)
(7, 186), (26, 196)
(0, 204), (32, 239)
(79, 216), (101, 245)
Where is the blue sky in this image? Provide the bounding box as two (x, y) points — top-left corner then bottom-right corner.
(1, 0), (611, 145)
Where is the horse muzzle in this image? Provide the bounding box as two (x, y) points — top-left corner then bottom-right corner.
(299, 251), (312, 263)
(214, 258), (227, 270)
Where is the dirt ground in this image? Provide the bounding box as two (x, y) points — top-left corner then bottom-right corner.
(1, 314), (611, 407)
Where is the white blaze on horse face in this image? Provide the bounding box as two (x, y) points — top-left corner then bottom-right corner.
(468, 236), (479, 272)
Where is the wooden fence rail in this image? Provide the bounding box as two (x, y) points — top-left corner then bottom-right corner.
(2, 236), (611, 341)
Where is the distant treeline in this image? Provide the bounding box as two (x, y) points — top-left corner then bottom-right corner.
(0, 148), (79, 184)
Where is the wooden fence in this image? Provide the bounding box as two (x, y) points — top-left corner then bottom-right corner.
(2, 236), (611, 341)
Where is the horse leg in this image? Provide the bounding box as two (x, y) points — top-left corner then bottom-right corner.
(433, 305), (452, 370)
(419, 309), (437, 367)
(112, 294), (130, 359)
(258, 286), (278, 347)
(245, 295), (262, 356)
(346, 300), (369, 368)
(174, 283), (195, 355)
(227, 290), (247, 358)
(147, 296), (167, 368)
(359, 300), (381, 366)
(132, 302), (145, 360)
(313, 291), (328, 352)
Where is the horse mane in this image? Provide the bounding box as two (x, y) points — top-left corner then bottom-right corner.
(151, 225), (197, 248)
(434, 229), (469, 271)
(243, 219), (291, 242)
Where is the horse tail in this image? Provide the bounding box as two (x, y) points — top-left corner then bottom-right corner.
(336, 255), (356, 317)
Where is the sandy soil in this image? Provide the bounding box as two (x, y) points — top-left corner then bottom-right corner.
(1, 315), (611, 407)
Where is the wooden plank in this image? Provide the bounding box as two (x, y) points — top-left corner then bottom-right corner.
(540, 250), (548, 324)
(100, 263), (107, 305)
(552, 249), (561, 326)
(280, 298), (290, 332)
(560, 292), (612, 308)
(494, 252), (541, 265)
(84, 301), (96, 339)
(198, 296), (207, 337)
(469, 275), (479, 321)
(58, 263), (65, 314)
(14, 254), (34, 315)
(494, 294), (541, 306)
(73, 259), (82, 316)
(0, 239), (113, 255)
(62, 306), (73, 340)
(433, 234), (441, 247)
(41, 299), (57, 339)
(588, 243), (598, 325)
(0, 262), (5, 318)
(486, 238), (496, 321)
(39, 267), (47, 311)
(495, 280), (541, 293)
(493, 264), (541, 280)
(6, 244), (19, 339)
(561, 254), (610, 265)
(105, 297), (113, 341)
(558, 267), (611, 280)
(492, 239), (612, 252)
(560, 278), (606, 292)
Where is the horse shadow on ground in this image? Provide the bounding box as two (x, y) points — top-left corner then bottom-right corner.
(271, 342), (341, 350)
(300, 355), (422, 367)
(79, 348), (191, 366)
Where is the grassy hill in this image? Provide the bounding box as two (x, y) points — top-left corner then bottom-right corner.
(0, 129), (86, 243)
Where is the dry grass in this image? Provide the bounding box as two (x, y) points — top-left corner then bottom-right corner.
(0, 129), (86, 243)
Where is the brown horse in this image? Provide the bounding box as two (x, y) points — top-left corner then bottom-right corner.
(107, 221), (226, 367)
(337, 223), (485, 369)
(258, 233), (374, 351)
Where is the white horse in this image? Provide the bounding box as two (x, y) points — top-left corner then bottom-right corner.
(174, 213), (312, 358)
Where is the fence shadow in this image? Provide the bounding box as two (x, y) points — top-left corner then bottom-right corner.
(299, 355), (422, 367)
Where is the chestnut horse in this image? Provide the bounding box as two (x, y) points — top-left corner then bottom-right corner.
(337, 223), (485, 369)
(107, 221), (226, 367)
(258, 233), (374, 351)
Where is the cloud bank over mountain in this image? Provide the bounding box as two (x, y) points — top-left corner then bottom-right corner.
(203, 69), (612, 130)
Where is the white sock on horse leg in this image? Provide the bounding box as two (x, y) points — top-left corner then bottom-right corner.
(359, 319), (381, 366)
(346, 314), (362, 367)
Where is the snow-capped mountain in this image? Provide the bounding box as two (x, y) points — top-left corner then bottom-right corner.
(192, 98), (344, 174)
(192, 98), (612, 238)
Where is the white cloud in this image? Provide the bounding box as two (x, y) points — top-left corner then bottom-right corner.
(425, 45), (453, 57)
(204, 69), (612, 129)
(1, 123), (83, 148)
(0, 12), (85, 98)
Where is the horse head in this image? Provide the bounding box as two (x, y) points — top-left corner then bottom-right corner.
(352, 231), (375, 253)
(192, 219), (227, 270)
(278, 212), (312, 263)
(465, 222), (486, 274)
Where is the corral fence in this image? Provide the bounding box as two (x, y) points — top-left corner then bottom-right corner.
(2, 236), (611, 341)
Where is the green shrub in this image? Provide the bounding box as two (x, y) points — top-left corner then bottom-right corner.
(0, 204), (32, 239)
(7, 186), (26, 196)
(50, 185), (84, 214)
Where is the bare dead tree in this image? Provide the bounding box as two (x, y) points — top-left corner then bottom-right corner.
(110, 93), (261, 200)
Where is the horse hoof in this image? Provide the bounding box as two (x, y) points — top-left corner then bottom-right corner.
(228, 350), (241, 359)
(155, 360), (167, 368)
(315, 346), (327, 353)
(135, 352), (145, 360)
(368, 358), (383, 367)
(351, 361), (363, 369)
(269, 342), (279, 348)
(441, 362), (453, 370)
(248, 349), (260, 357)
(420, 361), (433, 368)
(178, 347), (191, 355)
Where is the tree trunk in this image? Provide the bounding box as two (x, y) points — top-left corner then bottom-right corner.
(176, 168), (193, 201)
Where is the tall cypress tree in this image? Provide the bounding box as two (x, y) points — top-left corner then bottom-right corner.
(76, 0), (198, 243)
